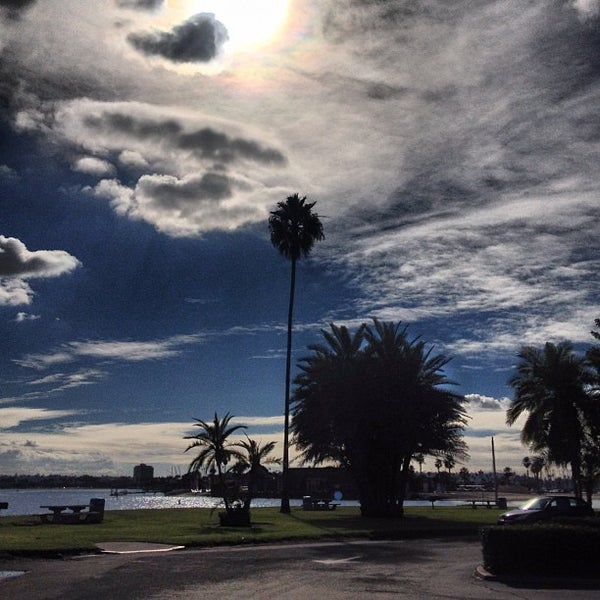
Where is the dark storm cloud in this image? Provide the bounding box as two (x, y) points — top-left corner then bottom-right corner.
(139, 172), (232, 209)
(84, 113), (182, 139)
(179, 129), (286, 164)
(116, 0), (163, 11)
(0, 0), (36, 20)
(127, 13), (229, 63)
(84, 111), (286, 165)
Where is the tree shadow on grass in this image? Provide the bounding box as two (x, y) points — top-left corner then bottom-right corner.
(288, 509), (482, 540)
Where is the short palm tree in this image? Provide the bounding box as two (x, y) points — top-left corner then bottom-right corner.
(507, 342), (593, 497)
(234, 436), (280, 511)
(184, 412), (246, 512)
(269, 193), (324, 513)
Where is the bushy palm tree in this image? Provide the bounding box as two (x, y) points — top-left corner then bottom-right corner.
(582, 318), (600, 502)
(269, 193), (324, 513)
(233, 436), (280, 511)
(292, 319), (467, 518)
(507, 342), (594, 497)
(184, 412), (246, 512)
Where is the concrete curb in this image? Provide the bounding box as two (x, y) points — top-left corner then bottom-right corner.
(474, 564), (600, 588)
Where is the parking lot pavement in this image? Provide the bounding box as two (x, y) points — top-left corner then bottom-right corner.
(1, 538), (599, 600)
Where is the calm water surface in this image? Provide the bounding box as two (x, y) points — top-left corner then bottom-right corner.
(0, 488), (480, 516)
(2, 488), (596, 516)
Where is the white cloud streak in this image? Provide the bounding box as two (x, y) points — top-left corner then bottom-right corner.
(14, 334), (205, 370)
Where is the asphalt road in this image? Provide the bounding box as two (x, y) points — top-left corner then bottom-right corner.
(2, 538), (599, 599)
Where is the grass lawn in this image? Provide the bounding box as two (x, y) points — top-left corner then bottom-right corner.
(0, 505), (505, 555)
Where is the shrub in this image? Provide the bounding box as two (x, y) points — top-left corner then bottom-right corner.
(481, 524), (600, 576)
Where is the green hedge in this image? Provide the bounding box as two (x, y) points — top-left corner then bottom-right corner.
(481, 523), (600, 576)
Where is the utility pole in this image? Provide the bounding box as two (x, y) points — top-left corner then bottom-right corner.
(491, 437), (498, 503)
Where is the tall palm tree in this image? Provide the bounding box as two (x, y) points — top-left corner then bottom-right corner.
(234, 436), (280, 511)
(507, 342), (593, 498)
(522, 456), (531, 480)
(269, 193), (324, 513)
(184, 412), (246, 512)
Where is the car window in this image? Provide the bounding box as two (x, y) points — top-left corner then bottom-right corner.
(521, 497), (549, 510)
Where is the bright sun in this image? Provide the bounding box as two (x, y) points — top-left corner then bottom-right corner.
(189, 0), (289, 51)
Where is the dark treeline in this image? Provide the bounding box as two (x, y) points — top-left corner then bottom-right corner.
(0, 473), (135, 489)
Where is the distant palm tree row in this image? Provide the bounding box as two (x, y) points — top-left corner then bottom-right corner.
(507, 318), (600, 503)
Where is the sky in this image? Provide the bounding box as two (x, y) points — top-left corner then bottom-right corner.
(1, 0), (599, 479)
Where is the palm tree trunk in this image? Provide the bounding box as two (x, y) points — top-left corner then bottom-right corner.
(217, 462), (229, 512)
(280, 257), (296, 514)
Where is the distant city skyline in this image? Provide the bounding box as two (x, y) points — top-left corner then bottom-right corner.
(1, 1), (599, 476)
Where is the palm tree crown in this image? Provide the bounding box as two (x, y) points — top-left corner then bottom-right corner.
(184, 412), (246, 511)
(269, 193), (325, 261)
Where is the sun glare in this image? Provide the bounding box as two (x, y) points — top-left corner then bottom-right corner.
(189, 0), (289, 51)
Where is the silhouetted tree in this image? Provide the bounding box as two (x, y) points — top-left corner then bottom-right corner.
(502, 466), (514, 485)
(269, 193), (324, 514)
(582, 318), (600, 503)
(507, 342), (595, 498)
(414, 453), (425, 474)
(459, 466), (470, 485)
(530, 455), (545, 489)
(522, 456), (531, 479)
(292, 320), (467, 517)
(233, 436), (280, 511)
(184, 412), (245, 513)
(443, 454), (456, 475)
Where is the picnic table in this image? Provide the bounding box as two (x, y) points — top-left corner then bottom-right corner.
(41, 504), (90, 514)
(39, 498), (105, 524)
(302, 496), (340, 511)
(39, 504), (90, 523)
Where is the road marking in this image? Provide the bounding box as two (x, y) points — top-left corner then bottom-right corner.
(0, 571), (26, 580)
(313, 555), (361, 564)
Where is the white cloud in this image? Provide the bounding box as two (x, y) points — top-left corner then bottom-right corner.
(15, 311), (41, 322)
(0, 406), (80, 429)
(0, 414), (284, 476)
(14, 333), (205, 370)
(0, 278), (34, 306)
(0, 407), (530, 475)
(465, 394), (510, 412)
(0, 236), (80, 305)
(72, 156), (116, 176)
(0, 236), (79, 278)
(572, 0), (600, 19)
(118, 149), (149, 168)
